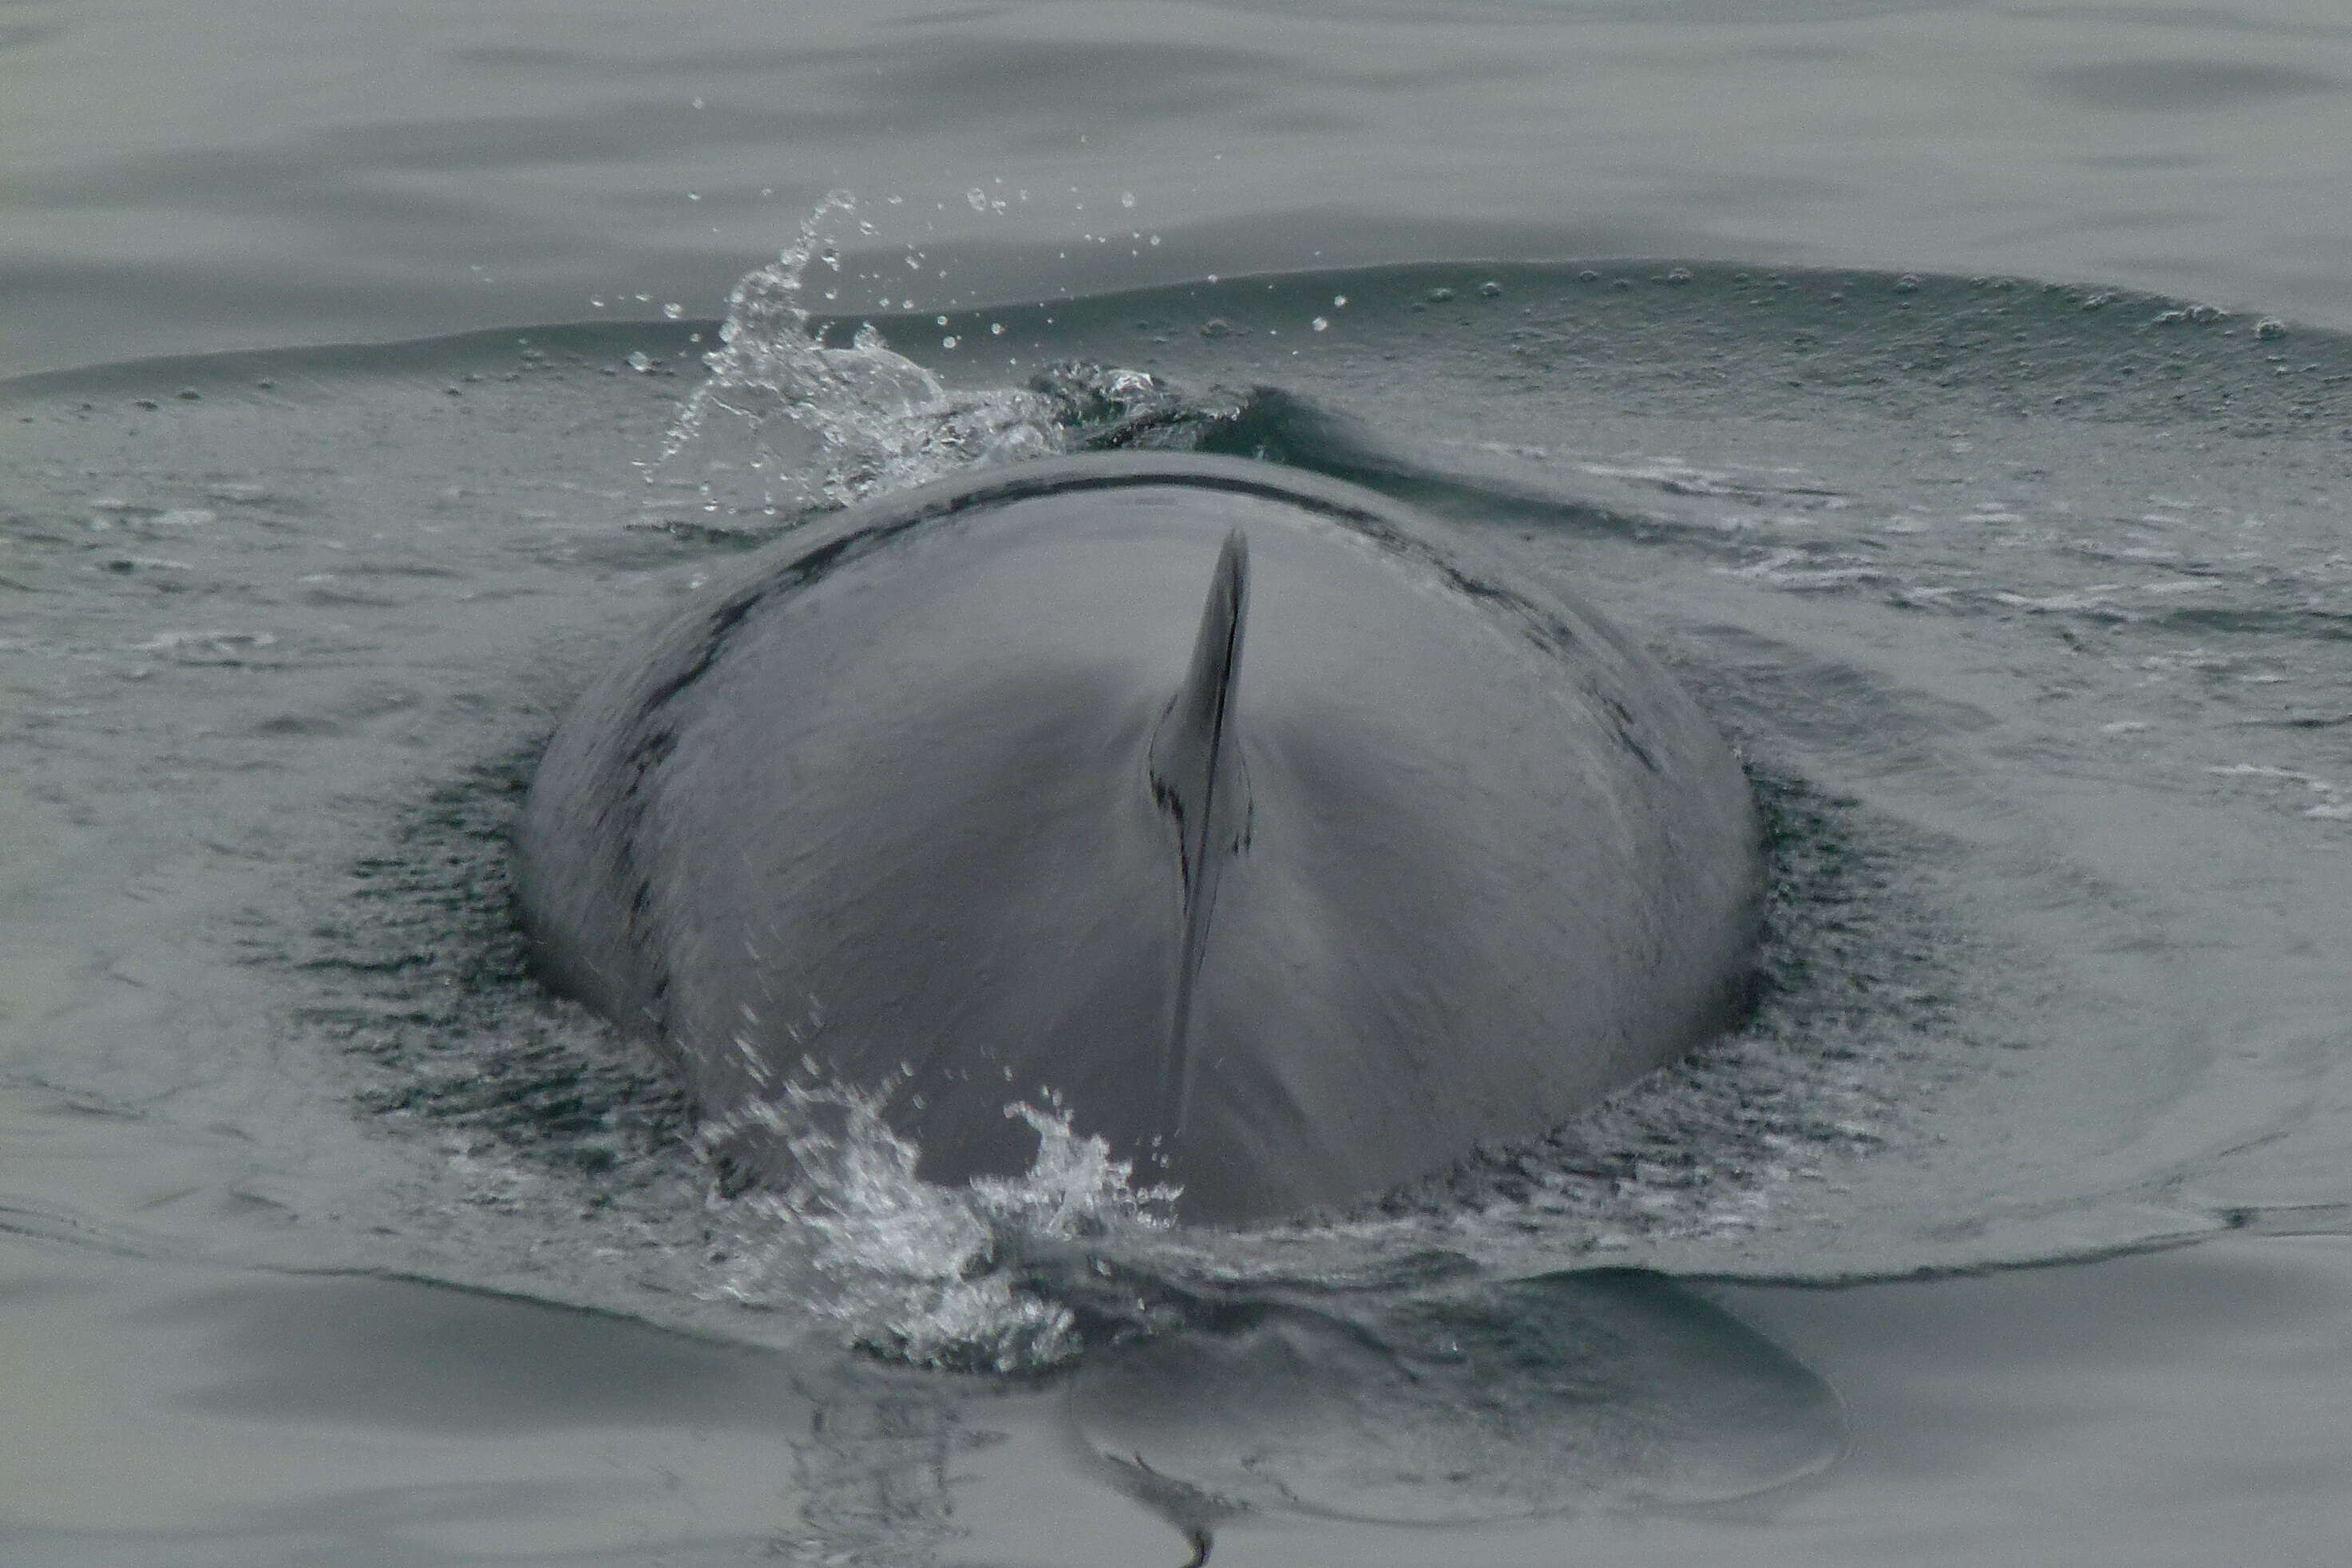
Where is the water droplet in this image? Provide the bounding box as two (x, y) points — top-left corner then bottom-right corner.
(1311, 317), (1328, 332)
(589, 297), (606, 308)
(1479, 280), (1503, 298)
(936, 315), (949, 326)
(941, 336), (959, 349)
(1119, 191), (1136, 208)
(662, 302), (683, 319)
(626, 350), (655, 374)
(990, 323), (1005, 335)
(1332, 294), (1348, 307)
(1427, 287), (1455, 303)
(2255, 317), (2287, 339)
(691, 97), (705, 109)
(967, 188), (989, 212)
(686, 192), (701, 202)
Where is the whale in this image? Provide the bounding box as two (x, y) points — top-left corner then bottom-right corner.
(513, 453), (1763, 1224)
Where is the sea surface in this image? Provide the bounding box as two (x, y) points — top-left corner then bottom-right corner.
(5, 2), (2351, 1563)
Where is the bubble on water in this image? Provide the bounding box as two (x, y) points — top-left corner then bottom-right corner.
(2255, 316), (2287, 339)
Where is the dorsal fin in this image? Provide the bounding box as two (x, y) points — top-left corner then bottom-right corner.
(1147, 528), (1250, 1151)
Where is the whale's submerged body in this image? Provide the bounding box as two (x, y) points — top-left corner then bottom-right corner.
(514, 453), (1763, 1224)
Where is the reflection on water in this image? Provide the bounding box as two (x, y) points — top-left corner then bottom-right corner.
(1070, 1271), (1843, 1530)
(9, 1229), (2350, 1565)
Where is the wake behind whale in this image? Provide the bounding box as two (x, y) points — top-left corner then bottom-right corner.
(513, 453), (1763, 1224)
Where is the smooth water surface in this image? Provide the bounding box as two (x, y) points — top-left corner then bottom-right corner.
(12, 0), (2352, 374)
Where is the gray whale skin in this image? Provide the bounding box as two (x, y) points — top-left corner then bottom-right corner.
(514, 453), (1762, 1224)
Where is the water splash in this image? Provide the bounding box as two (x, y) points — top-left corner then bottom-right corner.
(649, 192), (1061, 519)
(703, 1082), (1178, 1373)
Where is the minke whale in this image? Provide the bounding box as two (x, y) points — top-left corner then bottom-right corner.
(514, 453), (1762, 1224)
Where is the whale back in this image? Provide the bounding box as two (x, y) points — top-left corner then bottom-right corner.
(515, 455), (1762, 1223)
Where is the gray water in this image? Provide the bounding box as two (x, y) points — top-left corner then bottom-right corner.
(6, 2), (2352, 1562)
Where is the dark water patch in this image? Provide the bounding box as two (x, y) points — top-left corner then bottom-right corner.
(2009, 3), (2352, 40)
(2079, 150), (2205, 171)
(2039, 57), (2344, 112)
(2148, 603), (2352, 640)
(443, 42), (584, 69)
(288, 754), (691, 1182)
(1198, 0), (1978, 22)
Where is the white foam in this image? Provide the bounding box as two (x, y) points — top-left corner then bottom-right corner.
(699, 1083), (1174, 1372)
(648, 192), (1061, 520)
